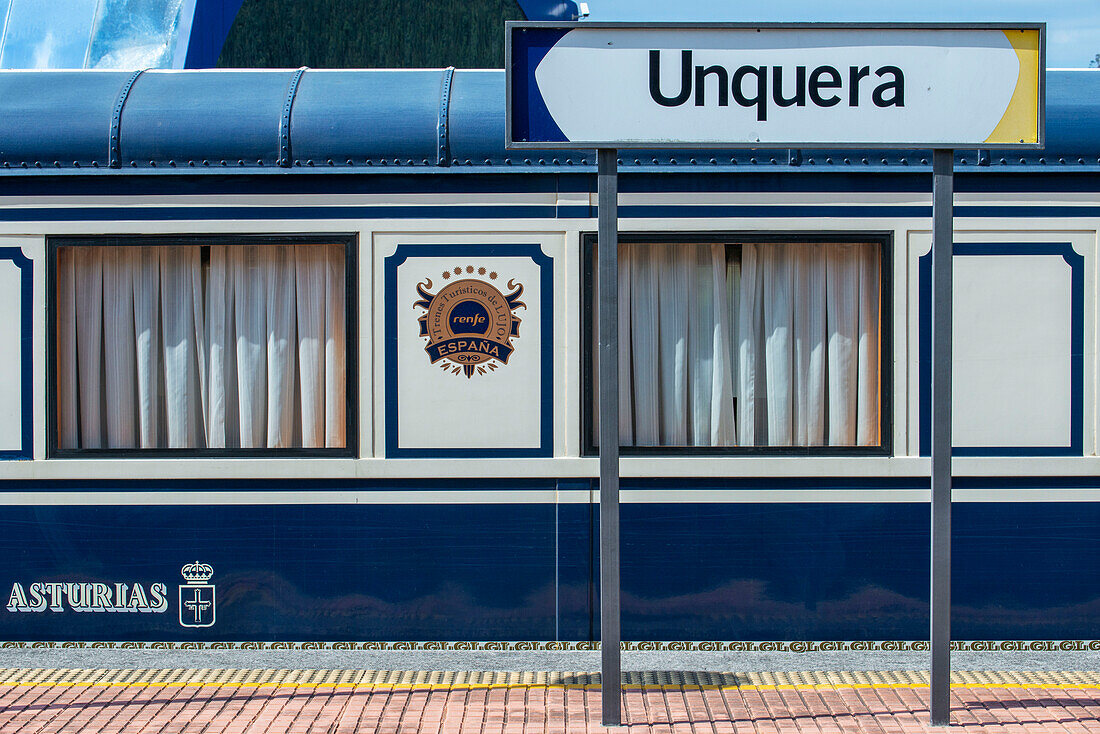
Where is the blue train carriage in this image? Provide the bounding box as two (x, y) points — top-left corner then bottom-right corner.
(0, 67), (1095, 647)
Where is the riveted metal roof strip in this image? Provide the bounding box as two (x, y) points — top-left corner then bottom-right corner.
(109, 70), (146, 169)
(278, 67), (308, 168)
(437, 67), (456, 167)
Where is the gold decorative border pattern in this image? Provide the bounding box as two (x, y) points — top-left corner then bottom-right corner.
(0, 669), (1096, 689)
(0, 640), (1098, 652)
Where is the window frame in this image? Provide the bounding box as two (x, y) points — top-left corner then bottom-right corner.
(581, 230), (894, 457)
(47, 232), (359, 459)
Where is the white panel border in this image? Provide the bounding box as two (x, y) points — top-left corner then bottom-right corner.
(906, 228), (1096, 458)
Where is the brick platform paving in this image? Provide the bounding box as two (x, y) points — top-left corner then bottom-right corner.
(0, 670), (1096, 733)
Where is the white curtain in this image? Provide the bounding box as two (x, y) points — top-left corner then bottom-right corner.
(74, 247), (104, 449)
(738, 242), (880, 446)
(160, 245), (205, 448)
(616, 243), (736, 447)
(739, 244), (829, 447)
(56, 244), (347, 450)
(133, 248), (162, 448)
(605, 241), (879, 448)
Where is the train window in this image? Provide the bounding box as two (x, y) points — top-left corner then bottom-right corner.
(50, 236), (355, 455)
(586, 235), (889, 453)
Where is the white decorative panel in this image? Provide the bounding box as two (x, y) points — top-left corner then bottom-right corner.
(0, 258), (21, 452)
(384, 244), (552, 457)
(952, 253), (1074, 449)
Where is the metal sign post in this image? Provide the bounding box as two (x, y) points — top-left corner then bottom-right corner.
(597, 148), (621, 726)
(506, 20), (1042, 731)
(930, 148), (954, 726)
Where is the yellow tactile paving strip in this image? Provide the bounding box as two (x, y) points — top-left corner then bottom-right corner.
(0, 669), (1096, 689)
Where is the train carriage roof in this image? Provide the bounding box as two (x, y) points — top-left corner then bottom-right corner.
(0, 68), (1096, 175)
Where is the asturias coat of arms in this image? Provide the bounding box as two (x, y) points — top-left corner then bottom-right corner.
(414, 265), (525, 378)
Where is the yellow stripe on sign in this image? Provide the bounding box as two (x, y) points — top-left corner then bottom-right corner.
(985, 29), (1040, 145)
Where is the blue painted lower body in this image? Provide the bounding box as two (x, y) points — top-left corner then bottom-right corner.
(617, 501), (1100, 641)
(0, 480), (1097, 641)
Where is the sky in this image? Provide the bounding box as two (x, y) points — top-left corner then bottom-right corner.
(583, 0), (1099, 68)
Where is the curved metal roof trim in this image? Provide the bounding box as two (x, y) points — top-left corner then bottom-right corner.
(0, 68), (1097, 175)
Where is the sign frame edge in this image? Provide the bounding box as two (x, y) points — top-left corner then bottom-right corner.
(504, 21), (1046, 151)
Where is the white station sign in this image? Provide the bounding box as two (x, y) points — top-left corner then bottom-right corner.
(507, 24), (1043, 149)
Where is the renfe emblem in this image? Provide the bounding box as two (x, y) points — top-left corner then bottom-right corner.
(178, 561), (215, 628)
(414, 265), (525, 378)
